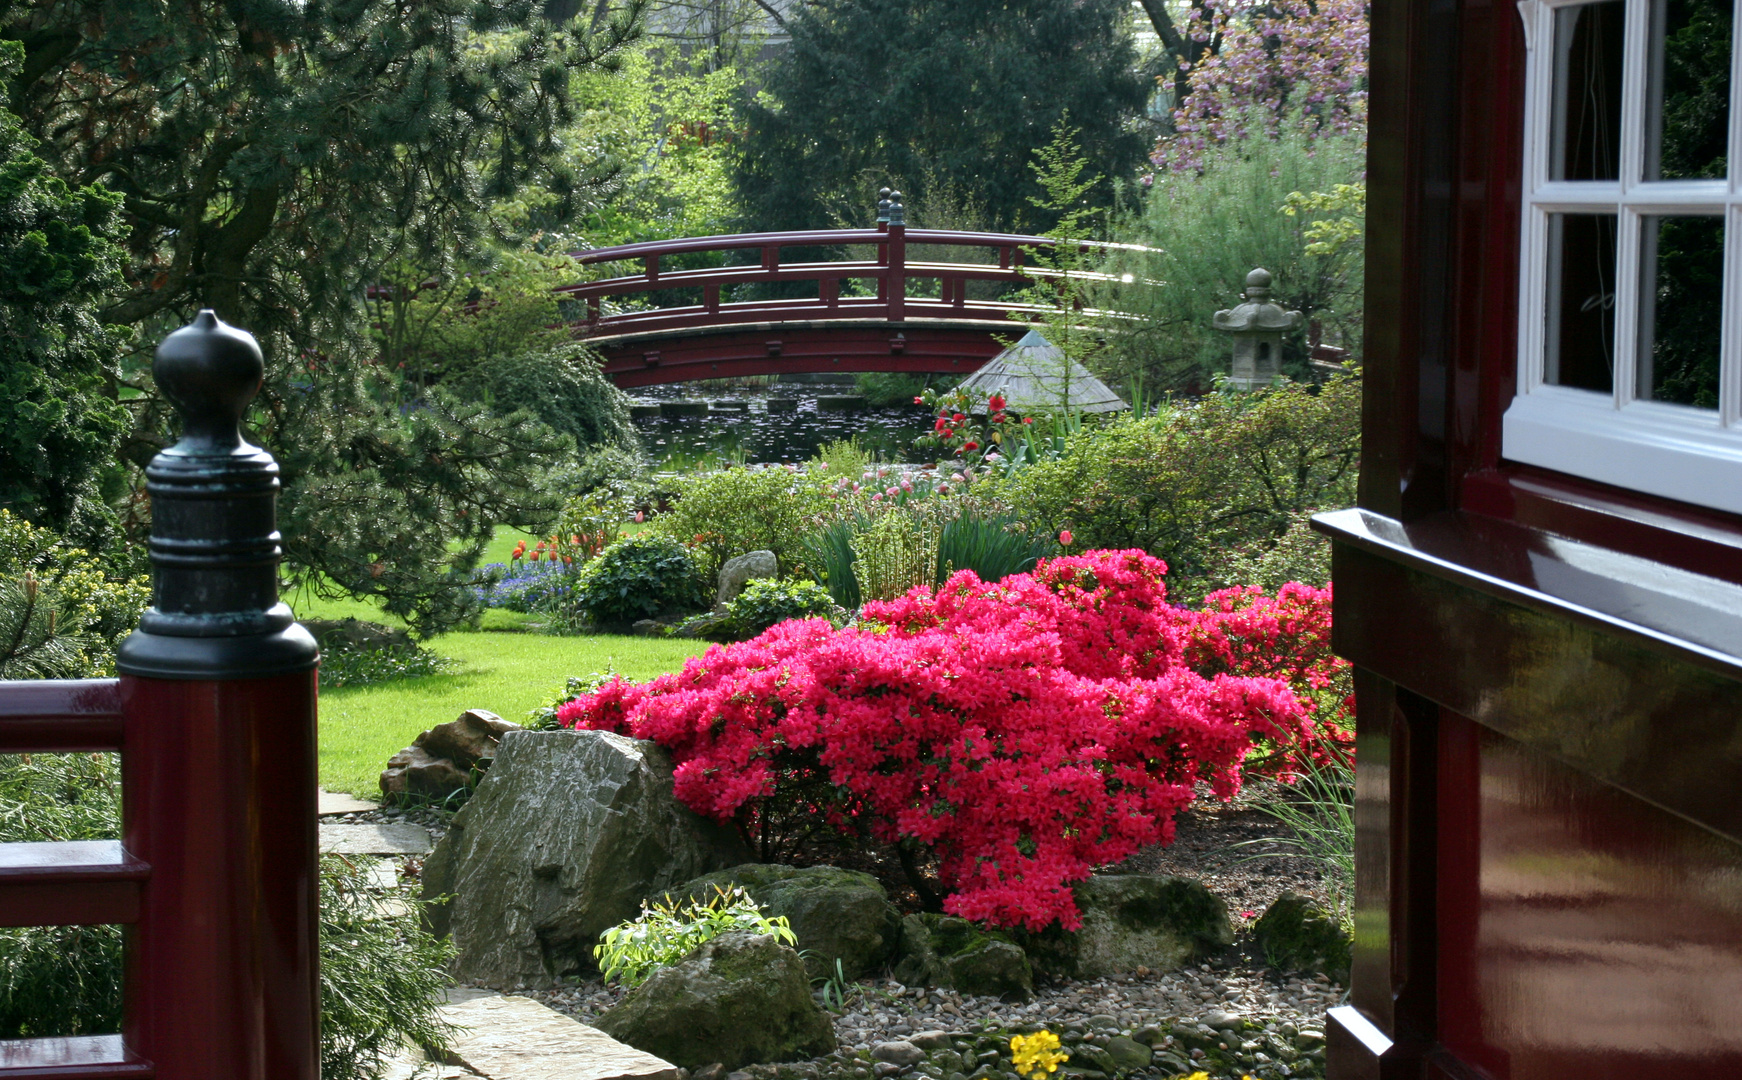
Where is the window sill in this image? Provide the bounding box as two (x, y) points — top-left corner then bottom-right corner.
(1502, 389), (1742, 516)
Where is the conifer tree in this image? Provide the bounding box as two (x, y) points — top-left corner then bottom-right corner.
(732, 0), (1150, 233)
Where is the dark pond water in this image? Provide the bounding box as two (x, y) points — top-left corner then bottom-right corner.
(627, 382), (936, 469)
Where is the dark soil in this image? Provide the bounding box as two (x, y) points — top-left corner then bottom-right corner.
(1106, 779), (1337, 919)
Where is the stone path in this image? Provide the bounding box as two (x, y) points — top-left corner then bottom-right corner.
(318, 821), (433, 855)
(318, 789), (378, 817)
(385, 989), (677, 1080)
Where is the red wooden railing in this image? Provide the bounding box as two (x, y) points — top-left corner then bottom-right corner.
(562, 194), (1140, 341)
(0, 314), (321, 1079)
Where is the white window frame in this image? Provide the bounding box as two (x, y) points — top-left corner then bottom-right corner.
(1505, 0), (1742, 514)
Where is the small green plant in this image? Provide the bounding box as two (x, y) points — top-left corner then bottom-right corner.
(1235, 743), (1355, 931)
(526, 669), (622, 730)
(318, 643), (454, 689)
(936, 509), (1058, 585)
(802, 517), (863, 610)
(725, 578), (843, 637)
(594, 885), (796, 988)
(574, 534), (711, 628)
(810, 955), (853, 1012)
(850, 509), (941, 603)
(811, 436), (873, 480)
(648, 466), (831, 582)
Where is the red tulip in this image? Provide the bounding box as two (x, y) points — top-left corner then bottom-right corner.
(1059, 530), (1073, 546)
(1022, 417), (1035, 425)
(914, 396), (925, 405)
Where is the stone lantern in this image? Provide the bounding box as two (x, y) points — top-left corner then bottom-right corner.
(1214, 268), (1303, 389)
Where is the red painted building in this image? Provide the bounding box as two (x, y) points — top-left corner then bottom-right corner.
(1316, 0), (1742, 1076)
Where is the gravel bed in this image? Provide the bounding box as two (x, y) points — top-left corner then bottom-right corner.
(331, 802), (453, 847)
(522, 958), (1340, 1080)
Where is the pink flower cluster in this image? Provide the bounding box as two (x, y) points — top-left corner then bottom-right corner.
(558, 551), (1329, 931)
(1154, 0), (1370, 172)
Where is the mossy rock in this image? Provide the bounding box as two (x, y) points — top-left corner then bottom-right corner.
(1019, 874), (1233, 980)
(673, 863), (901, 980)
(1253, 891), (1351, 985)
(595, 930), (836, 1068)
(891, 913), (1032, 1000)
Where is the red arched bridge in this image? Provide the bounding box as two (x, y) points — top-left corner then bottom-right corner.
(562, 200), (1131, 388)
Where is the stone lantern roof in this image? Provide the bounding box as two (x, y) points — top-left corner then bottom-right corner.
(1213, 268), (1304, 333)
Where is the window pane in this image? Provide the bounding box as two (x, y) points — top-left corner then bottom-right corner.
(1646, 0), (1733, 180)
(1546, 213), (1619, 392)
(1638, 215), (1725, 406)
(1552, 0), (1627, 181)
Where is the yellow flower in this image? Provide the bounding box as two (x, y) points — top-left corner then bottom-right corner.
(1009, 1030), (1070, 1079)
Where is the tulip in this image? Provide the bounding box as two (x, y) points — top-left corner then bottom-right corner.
(634, 511), (645, 523)
(914, 396), (925, 405)
(1022, 417), (1035, 425)
(1060, 530), (1073, 545)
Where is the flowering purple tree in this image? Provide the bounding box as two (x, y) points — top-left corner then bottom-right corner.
(1154, 0), (1370, 172)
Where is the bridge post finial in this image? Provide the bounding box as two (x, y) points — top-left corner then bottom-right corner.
(877, 187), (892, 230)
(887, 190), (905, 228)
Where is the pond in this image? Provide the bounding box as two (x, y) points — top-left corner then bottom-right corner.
(627, 382), (937, 469)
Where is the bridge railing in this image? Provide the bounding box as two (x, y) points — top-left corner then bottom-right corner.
(562, 207), (1142, 339)
(0, 314), (321, 1079)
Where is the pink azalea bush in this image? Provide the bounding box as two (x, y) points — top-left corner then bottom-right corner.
(558, 550), (1336, 931)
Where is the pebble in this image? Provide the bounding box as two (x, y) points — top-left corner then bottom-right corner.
(521, 960), (1342, 1080)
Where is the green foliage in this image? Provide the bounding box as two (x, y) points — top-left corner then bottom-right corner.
(594, 885), (796, 988)
(575, 534), (711, 626)
(936, 510), (1059, 585)
(649, 467), (831, 581)
(0, 753), (457, 1076)
(850, 511), (941, 603)
(725, 578), (843, 637)
(733, 0), (1150, 233)
(852, 372), (957, 408)
(318, 855), (460, 1079)
(0, 510), (148, 679)
(992, 371), (1360, 602)
(1099, 124), (1366, 391)
(1237, 745), (1356, 932)
(269, 379), (572, 639)
(0, 41), (131, 544)
(1007, 118), (1112, 381)
(447, 344), (639, 456)
(526, 669), (624, 730)
(318, 644), (455, 690)
(810, 438), (873, 481)
(802, 517), (862, 611)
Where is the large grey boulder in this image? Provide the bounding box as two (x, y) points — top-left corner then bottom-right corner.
(594, 931), (836, 1069)
(1021, 874), (1233, 980)
(421, 729), (749, 988)
(715, 550), (778, 607)
(673, 863), (900, 979)
(891, 914), (1032, 1000)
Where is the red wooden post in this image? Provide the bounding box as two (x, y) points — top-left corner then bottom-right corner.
(887, 191), (906, 324)
(116, 311), (321, 1080)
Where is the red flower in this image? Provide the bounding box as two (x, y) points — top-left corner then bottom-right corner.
(952, 413), (965, 423)
(914, 396), (926, 405)
(943, 429), (955, 438)
(1060, 530), (1074, 545)
(963, 441), (980, 452)
(934, 418), (949, 432)
(993, 413), (1008, 424)
(988, 394), (1007, 411)
(1022, 417), (1035, 425)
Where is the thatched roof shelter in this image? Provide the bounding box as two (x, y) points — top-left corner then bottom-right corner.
(957, 330), (1129, 414)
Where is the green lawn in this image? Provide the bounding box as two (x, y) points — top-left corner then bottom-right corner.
(290, 525), (707, 797)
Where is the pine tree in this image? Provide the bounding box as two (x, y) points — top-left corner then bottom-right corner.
(732, 0), (1150, 233)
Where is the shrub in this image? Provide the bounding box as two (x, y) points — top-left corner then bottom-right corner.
(448, 344), (638, 454)
(725, 578), (843, 638)
(318, 643), (454, 689)
(594, 885), (796, 988)
(0, 753), (456, 1078)
(0, 509), (147, 679)
(992, 372), (1359, 602)
(649, 466), (831, 582)
(559, 550), (1324, 930)
(575, 534), (711, 627)
(936, 508), (1058, 585)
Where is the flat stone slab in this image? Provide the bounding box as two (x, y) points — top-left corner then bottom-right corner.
(318, 822), (432, 855)
(318, 790), (377, 817)
(443, 990), (677, 1080)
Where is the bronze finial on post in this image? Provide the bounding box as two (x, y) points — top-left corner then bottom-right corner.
(877, 187), (893, 231)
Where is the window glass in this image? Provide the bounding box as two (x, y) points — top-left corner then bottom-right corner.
(1546, 213), (1619, 392)
(1638, 215), (1725, 406)
(1553, 0), (1627, 181)
(1646, 0), (1733, 180)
